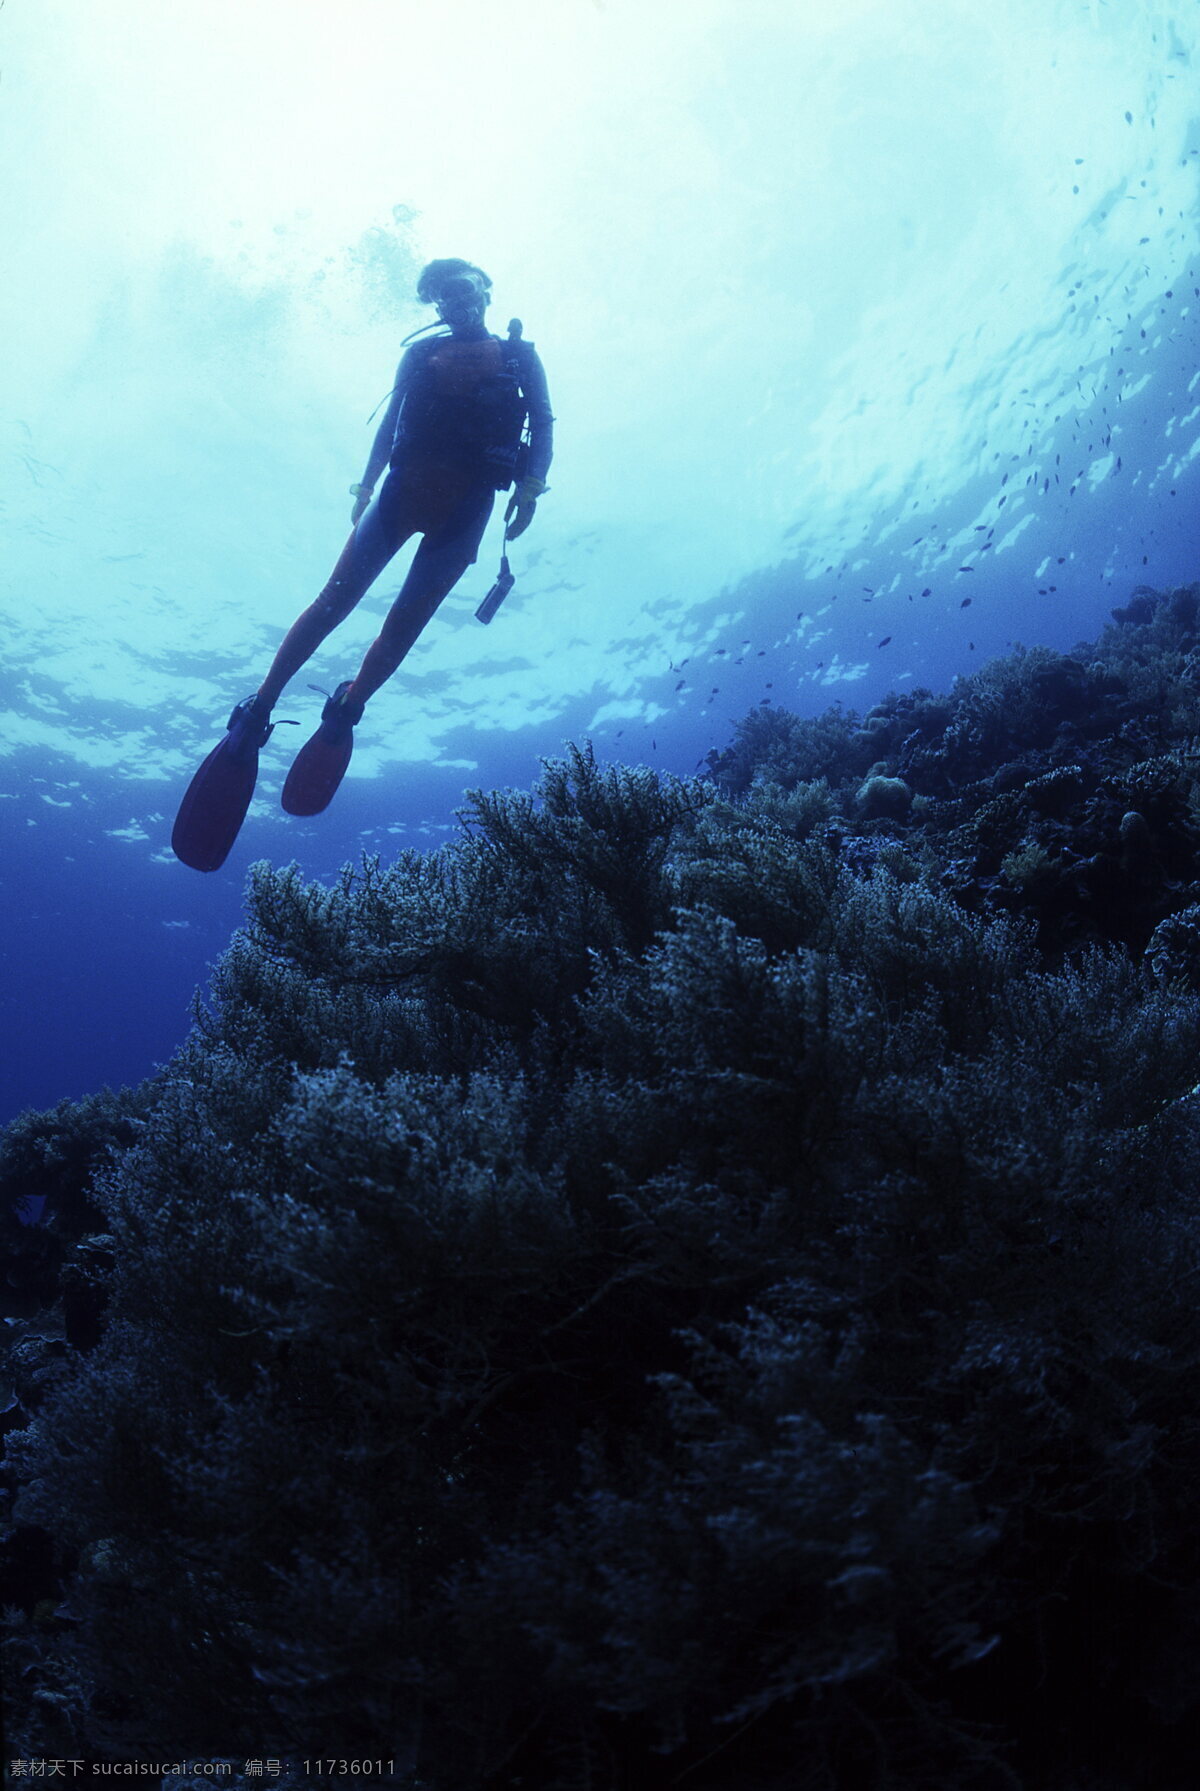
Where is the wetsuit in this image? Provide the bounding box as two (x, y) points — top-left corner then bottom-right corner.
(258, 327), (554, 711)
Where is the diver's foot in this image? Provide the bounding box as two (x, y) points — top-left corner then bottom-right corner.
(318, 680), (365, 745)
(225, 692), (274, 764)
(280, 682), (363, 817)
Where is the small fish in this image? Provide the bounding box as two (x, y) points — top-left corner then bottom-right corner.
(877, 636), (892, 648)
(961, 597), (972, 608)
(674, 680), (685, 691)
(921, 587), (931, 596)
(958, 565), (974, 573)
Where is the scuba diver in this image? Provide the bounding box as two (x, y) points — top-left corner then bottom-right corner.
(172, 257), (554, 871)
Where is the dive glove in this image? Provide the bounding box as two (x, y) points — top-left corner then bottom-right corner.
(504, 474), (548, 540)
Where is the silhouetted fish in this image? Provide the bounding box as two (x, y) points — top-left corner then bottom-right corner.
(878, 636), (892, 648)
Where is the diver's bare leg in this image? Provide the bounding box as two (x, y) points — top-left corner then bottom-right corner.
(256, 503), (405, 710)
(341, 535), (476, 710)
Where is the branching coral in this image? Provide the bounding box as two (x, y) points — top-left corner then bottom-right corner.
(6, 604), (1200, 1787)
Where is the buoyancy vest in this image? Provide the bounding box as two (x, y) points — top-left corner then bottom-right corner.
(392, 334), (530, 489)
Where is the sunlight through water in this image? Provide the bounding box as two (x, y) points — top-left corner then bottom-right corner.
(1, 0), (1198, 1111)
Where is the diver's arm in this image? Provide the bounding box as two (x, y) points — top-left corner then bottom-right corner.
(358, 356), (411, 492)
(349, 354), (416, 522)
(521, 347), (554, 484)
(503, 347), (554, 540)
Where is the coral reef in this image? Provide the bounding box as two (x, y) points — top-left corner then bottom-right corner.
(710, 581), (1200, 959)
(5, 588), (1200, 1788)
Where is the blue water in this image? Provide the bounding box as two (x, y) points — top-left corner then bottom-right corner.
(2, 1), (1199, 1121)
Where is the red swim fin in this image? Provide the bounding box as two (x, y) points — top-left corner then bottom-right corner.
(171, 735), (262, 871)
(281, 727), (354, 816)
(172, 697), (274, 872)
(281, 683), (360, 817)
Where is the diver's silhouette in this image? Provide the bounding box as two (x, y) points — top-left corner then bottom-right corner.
(172, 257), (554, 871)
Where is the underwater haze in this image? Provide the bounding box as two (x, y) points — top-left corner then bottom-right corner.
(2, 0), (1199, 1120)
